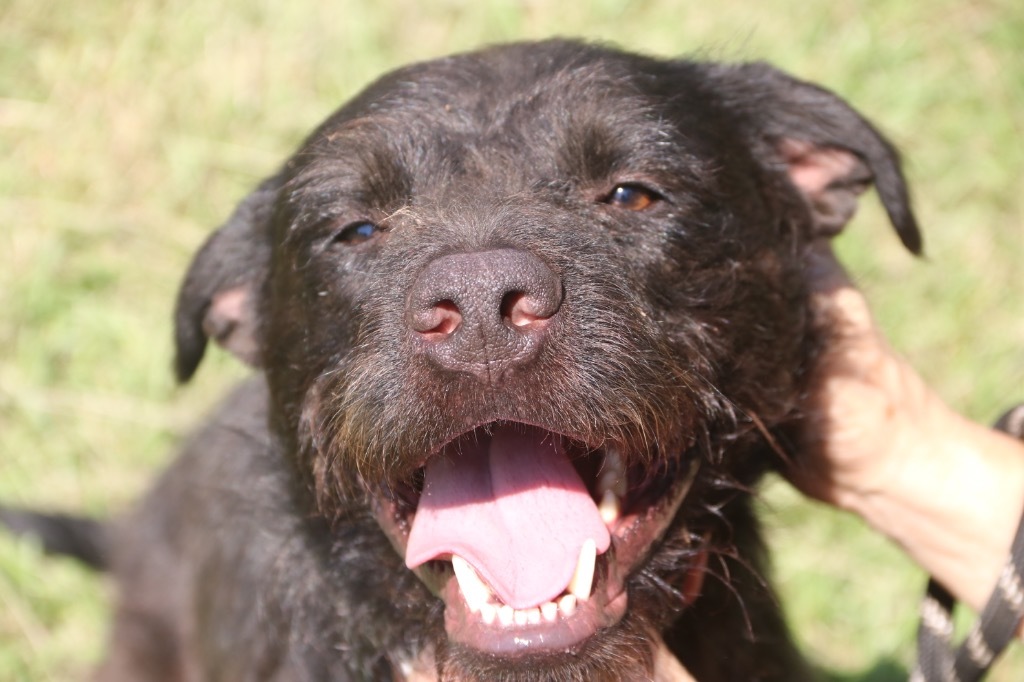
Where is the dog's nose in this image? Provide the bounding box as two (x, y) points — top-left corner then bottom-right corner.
(407, 249), (562, 378)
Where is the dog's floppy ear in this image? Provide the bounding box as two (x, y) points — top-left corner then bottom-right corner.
(711, 62), (922, 254)
(173, 175), (280, 383)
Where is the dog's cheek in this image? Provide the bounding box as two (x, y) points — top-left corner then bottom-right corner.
(721, 253), (809, 422)
(656, 237), (808, 424)
(284, 248), (428, 501)
(261, 250), (364, 448)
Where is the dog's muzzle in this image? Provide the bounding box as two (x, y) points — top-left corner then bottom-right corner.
(372, 420), (704, 655)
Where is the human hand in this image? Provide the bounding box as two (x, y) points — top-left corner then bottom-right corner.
(787, 242), (940, 510)
(788, 242), (1024, 614)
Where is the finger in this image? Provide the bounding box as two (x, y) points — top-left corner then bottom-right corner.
(651, 631), (697, 681)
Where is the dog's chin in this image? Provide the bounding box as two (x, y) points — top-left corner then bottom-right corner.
(370, 420), (702, 661)
(432, 611), (670, 682)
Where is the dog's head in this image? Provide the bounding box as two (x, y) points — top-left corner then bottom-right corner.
(173, 40), (918, 679)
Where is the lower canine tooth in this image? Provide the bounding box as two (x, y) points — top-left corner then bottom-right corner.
(568, 539), (597, 601)
(452, 555), (492, 610)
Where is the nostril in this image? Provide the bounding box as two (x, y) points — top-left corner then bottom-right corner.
(502, 291), (552, 329)
(413, 300), (462, 338)
(430, 301), (462, 335)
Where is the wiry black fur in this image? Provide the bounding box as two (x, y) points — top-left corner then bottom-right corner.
(8, 40), (921, 681)
(0, 506), (109, 570)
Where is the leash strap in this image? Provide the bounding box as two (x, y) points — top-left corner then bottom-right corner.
(912, 404), (1024, 682)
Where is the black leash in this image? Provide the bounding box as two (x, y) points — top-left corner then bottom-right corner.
(912, 404), (1024, 682)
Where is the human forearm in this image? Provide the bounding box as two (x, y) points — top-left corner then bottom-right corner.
(837, 400), (1024, 613)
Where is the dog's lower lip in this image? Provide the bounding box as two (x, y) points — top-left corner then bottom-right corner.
(439, 571), (630, 654)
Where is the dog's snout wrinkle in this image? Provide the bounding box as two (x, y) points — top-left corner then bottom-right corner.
(407, 249), (562, 378)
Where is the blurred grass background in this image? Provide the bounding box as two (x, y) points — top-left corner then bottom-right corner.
(0, 0), (1021, 679)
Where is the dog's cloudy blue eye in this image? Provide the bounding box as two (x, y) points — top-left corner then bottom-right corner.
(334, 221), (379, 245)
(605, 184), (659, 211)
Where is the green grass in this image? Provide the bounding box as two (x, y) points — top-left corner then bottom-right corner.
(1, 0), (1021, 679)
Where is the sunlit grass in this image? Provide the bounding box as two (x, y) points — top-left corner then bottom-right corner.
(1, 1), (1021, 679)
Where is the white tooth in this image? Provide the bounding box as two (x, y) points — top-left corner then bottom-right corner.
(541, 601), (558, 622)
(568, 539), (597, 601)
(514, 609), (528, 626)
(559, 593), (577, 616)
(598, 447), (627, 497)
(498, 605), (514, 626)
(526, 608), (541, 625)
(480, 603), (497, 625)
(598, 489), (620, 525)
(452, 555), (491, 611)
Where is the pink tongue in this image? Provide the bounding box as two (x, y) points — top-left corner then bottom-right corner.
(405, 424), (610, 610)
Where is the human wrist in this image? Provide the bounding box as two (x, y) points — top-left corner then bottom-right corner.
(843, 401), (1024, 612)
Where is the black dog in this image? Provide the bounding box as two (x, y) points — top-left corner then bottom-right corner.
(6, 39), (921, 681)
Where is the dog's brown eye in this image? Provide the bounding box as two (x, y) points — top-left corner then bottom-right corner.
(333, 221), (379, 245)
(604, 184), (660, 211)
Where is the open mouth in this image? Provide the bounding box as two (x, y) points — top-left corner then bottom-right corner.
(372, 421), (701, 656)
